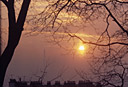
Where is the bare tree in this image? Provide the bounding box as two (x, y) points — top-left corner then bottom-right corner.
(27, 0), (128, 58)
(27, 0), (128, 86)
(0, 0), (31, 87)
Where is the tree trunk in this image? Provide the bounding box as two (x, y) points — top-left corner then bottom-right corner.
(0, 0), (31, 87)
(0, 27), (23, 87)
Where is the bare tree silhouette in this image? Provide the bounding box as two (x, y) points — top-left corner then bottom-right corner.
(0, 0), (31, 87)
(28, 0), (128, 86)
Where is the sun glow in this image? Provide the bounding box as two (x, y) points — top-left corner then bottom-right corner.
(77, 43), (88, 55)
(79, 45), (85, 51)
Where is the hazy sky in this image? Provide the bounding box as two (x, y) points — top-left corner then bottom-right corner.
(0, 2), (104, 86)
(1, 1), (123, 87)
(3, 32), (92, 86)
(1, 4), (92, 85)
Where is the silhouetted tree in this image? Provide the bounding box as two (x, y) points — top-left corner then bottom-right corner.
(27, 0), (128, 87)
(0, 0), (31, 87)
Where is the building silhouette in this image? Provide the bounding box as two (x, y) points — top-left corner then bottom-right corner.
(9, 79), (102, 87)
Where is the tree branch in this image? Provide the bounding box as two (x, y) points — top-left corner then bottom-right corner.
(116, 0), (128, 4)
(1, 0), (8, 7)
(17, 0), (31, 31)
(52, 0), (71, 28)
(103, 4), (128, 36)
(78, 1), (128, 36)
(8, 0), (16, 28)
(67, 33), (128, 46)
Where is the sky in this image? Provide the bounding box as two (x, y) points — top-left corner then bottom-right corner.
(3, 32), (92, 87)
(1, 0), (128, 87)
(1, 2), (93, 86)
(0, 1), (112, 86)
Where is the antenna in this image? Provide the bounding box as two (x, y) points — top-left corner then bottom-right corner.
(44, 49), (45, 59)
(43, 48), (46, 64)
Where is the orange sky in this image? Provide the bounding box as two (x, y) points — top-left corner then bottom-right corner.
(1, 1), (123, 87)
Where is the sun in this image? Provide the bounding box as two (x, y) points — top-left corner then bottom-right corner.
(75, 41), (88, 56)
(77, 44), (88, 55)
(79, 45), (85, 51)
